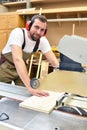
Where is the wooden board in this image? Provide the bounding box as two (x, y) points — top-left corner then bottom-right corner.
(18, 6), (87, 15)
(39, 70), (87, 97)
(40, 60), (49, 79)
(19, 91), (64, 114)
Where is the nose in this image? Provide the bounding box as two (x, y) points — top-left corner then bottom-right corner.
(37, 29), (41, 35)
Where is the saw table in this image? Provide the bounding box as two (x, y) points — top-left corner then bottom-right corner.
(0, 69), (87, 129)
(0, 98), (87, 130)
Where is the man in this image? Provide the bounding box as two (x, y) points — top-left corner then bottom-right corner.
(0, 15), (58, 96)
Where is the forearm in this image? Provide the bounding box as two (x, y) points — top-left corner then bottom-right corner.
(50, 54), (59, 67)
(45, 51), (59, 67)
(13, 58), (32, 91)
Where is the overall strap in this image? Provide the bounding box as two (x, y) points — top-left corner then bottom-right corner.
(0, 53), (14, 66)
(22, 29), (26, 50)
(22, 29), (40, 52)
(33, 39), (40, 52)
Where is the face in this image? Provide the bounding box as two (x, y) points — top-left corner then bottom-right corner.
(29, 19), (47, 41)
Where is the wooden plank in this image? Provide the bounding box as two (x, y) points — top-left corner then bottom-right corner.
(20, 91), (64, 114)
(18, 6), (87, 15)
(28, 54), (34, 77)
(36, 53), (43, 79)
(39, 70), (87, 97)
(30, 0), (71, 3)
(2, 1), (26, 7)
(16, 8), (36, 13)
(40, 60), (49, 79)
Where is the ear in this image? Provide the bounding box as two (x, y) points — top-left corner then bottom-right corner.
(25, 21), (31, 31)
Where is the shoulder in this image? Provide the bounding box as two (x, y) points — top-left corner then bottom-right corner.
(40, 36), (49, 43)
(8, 28), (26, 47)
(39, 36), (51, 53)
(11, 28), (23, 35)
(9, 28), (27, 40)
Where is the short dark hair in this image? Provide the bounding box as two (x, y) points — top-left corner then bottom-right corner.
(31, 15), (47, 24)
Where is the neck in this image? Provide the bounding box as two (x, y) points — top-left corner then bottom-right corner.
(27, 31), (31, 40)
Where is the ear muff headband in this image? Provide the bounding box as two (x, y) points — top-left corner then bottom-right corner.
(28, 21), (33, 31)
(43, 28), (47, 36)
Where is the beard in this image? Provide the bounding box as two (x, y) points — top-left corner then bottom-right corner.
(30, 33), (41, 41)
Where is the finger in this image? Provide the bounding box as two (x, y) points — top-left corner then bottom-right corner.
(42, 92), (49, 96)
(41, 91), (49, 96)
(37, 91), (49, 97)
(34, 93), (43, 97)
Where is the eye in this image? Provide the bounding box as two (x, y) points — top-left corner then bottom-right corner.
(41, 28), (45, 33)
(34, 25), (39, 30)
(34, 25), (45, 34)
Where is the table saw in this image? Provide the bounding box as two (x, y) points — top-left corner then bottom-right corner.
(0, 69), (87, 130)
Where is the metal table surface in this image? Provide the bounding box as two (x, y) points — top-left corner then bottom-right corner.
(0, 98), (87, 130)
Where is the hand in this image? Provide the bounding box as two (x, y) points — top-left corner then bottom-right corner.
(29, 87), (49, 97)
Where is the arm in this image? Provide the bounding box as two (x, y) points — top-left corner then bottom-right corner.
(11, 45), (49, 97)
(44, 50), (59, 68)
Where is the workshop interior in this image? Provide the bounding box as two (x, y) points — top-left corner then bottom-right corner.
(0, 0), (87, 130)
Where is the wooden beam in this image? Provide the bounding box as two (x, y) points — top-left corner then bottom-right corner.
(18, 6), (87, 15)
(47, 17), (87, 22)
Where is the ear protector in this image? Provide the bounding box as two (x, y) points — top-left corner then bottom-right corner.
(25, 15), (47, 36)
(25, 21), (31, 31)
